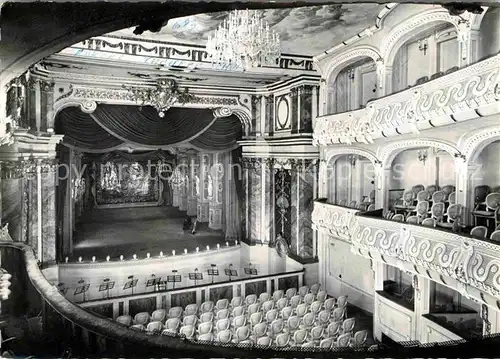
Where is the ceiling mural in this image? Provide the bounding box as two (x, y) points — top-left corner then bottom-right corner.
(108, 4), (385, 56)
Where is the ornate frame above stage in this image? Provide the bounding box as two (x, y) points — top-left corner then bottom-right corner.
(52, 85), (253, 137)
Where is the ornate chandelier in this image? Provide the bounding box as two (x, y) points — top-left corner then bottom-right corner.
(123, 79), (194, 117)
(206, 9), (281, 70)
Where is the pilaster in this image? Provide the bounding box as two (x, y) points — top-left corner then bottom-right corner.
(209, 152), (223, 230)
(373, 261), (385, 341)
(413, 274), (430, 341)
(242, 158), (263, 245)
(187, 154), (198, 216)
(178, 154), (188, 212)
(197, 153), (210, 222)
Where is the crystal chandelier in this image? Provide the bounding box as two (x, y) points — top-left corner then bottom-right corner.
(123, 79), (194, 117)
(206, 9), (281, 70)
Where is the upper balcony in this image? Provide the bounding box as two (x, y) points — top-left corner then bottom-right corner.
(312, 200), (500, 308)
(313, 54), (500, 146)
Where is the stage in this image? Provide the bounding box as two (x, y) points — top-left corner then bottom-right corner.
(72, 206), (226, 260)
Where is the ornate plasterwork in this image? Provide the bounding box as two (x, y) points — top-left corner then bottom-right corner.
(314, 54), (500, 146)
(458, 126), (500, 165)
(311, 201), (358, 242)
(52, 85), (253, 135)
(1, 158), (59, 179)
(323, 147), (380, 167)
(313, 201), (500, 304)
(381, 9), (468, 65)
(377, 138), (461, 169)
(324, 46), (382, 84)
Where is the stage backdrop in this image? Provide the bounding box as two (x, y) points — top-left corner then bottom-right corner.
(87, 150), (174, 206)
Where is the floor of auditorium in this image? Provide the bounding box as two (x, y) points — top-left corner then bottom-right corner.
(72, 206), (226, 259)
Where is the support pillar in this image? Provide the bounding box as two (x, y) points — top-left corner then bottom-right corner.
(178, 154), (188, 212)
(375, 165), (391, 213)
(197, 153), (210, 222)
(373, 261), (385, 342)
(261, 159), (272, 244)
(224, 152), (239, 241)
(243, 158), (263, 245)
(187, 154), (198, 216)
(413, 274), (430, 341)
(209, 152), (223, 230)
(456, 161), (476, 226)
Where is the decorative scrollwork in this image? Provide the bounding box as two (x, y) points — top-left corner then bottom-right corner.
(213, 107), (233, 118)
(80, 101), (97, 113)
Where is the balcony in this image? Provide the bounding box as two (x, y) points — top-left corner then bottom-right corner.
(313, 54), (500, 146)
(312, 200), (500, 307)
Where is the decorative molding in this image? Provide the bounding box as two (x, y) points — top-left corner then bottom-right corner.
(458, 126), (500, 165)
(314, 54), (500, 146)
(311, 201), (359, 242)
(52, 85), (253, 136)
(1, 158), (58, 179)
(324, 46), (382, 83)
(377, 139), (461, 169)
(482, 303), (491, 335)
(381, 9), (463, 64)
(212, 107), (233, 118)
(323, 147), (380, 167)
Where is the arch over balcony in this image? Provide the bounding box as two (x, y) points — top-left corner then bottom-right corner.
(379, 138), (461, 170)
(459, 125), (500, 166)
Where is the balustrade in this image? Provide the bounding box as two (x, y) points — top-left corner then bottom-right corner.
(314, 54), (500, 145)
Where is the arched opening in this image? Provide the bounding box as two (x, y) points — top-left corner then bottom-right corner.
(469, 139), (500, 234)
(387, 146), (456, 224)
(391, 23), (460, 93)
(326, 57), (378, 115)
(327, 154), (376, 210)
(478, 7), (500, 60)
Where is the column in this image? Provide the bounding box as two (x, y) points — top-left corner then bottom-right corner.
(375, 59), (387, 97)
(261, 159), (273, 244)
(290, 160), (315, 258)
(178, 154), (188, 212)
(251, 96), (261, 136)
(373, 261), (385, 341)
(243, 158), (263, 245)
(375, 164), (391, 212)
(413, 274), (430, 341)
(172, 164), (180, 208)
(40, 159), (58, 264)
(209, 153), (223, 230)
(311, 85), (318, 129)
(197, 153), (210, 222)
(1, 161), (29, 243)
(40, 80), (55, 133)
(187, 153), (198, 216)
(224, 152), (239, 241)
(455, 160), (474, 226)
(457, 20), (473, 67)
(383, 66), (393, 97)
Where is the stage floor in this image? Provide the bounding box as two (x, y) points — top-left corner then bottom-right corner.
(72, 206), (226, 260)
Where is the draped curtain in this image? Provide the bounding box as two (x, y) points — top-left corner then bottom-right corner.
(55, 105), (243, 152)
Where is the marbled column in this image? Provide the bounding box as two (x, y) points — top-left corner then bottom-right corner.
(172, 168), (180, 208)
(197, 153), (210, 222)
(224, 152), (240, 241)
(178, 155), (188, 212)
(41, 162), (57, 263)
(1, 169), (24, 242)
(246, 158), (263, 245)
(209, 153), (223, 230)
(187, 154), (198, 216)
(290, 160), (316, 258)
(40, 80), (55, 133)
(262, 159), (273, 244)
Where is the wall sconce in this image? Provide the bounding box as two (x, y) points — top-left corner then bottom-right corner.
(146, 253), (150, 259)
(217, 243), (220, 250)
(348, 155), (357, 167)
(172, 250), (176, 256)
(418, 150), (428, 165)
(226, 241), (229, 247)
(78, 256), (82, 263)
(120, 255), (124, 261)
(132, 254), (137, 260)
(106, 256), (110, 262)
(196, 247), (199, 253)
(206, 245), (210, 251)
(235, 240), (238, 245)
(159, 251), (163, 257)
(184, 248), (188, 255)
(65, 257), (69, 263)
(348, 70), (355, 81)
(92, 256), (96, 262)
(418, 39), (428, 55)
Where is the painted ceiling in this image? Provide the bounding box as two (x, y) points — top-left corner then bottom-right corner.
(108, 4), (386, 56)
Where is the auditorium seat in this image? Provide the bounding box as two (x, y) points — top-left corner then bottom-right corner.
(275, 332), (290, 347)
(134, 312), (150, 325)
(183, 314), (197, 327)
(298, 285), (309, 298)
(197, 321), (212, 336)
(245, 294), (258, 306)
(197, 332), (213, 342)
(249, 312), (263, 328)
(332, 307), (345, 322)
(351, 329), (368, 347)
(258, 292), (270, 303)
(295, 303), (308, 318)
(324, 297), (336, 311)
(470, 226), (488, 238)
(200, 301), (214, 313)
(232, 314), (246, 329)
(303, 293), (315, 305)
(115, 315), (132, 326)
(292, 328), (307, 346)
(249, 322), (267, 342)
(168, 306), (183, 319)
(268, 318), (285, 339)
(341, 317), (356, 336)
(230, 296), (243, 309)
(272, 289), (284, 301)
(281, 306), (293, 321)
(337, 295), (348, 308)
(163, 318), (180, 333)
(265, 309), (279, 324)
(231, 306), (245, 318)
(320, 337), (335, 348)
(131, 324), (145, 331)
(299, 313), (315, 331)
(215, 299), (229, 311)
(289, 295), (301, 309)
(336, 332), (352, 347)
(310, 325), (325, 345)
(301, 342), (314, 348)
(200, 312), (214, 323)
(256, 335), (272, 347)
(310, 283), (321, 295)
(491, 230), (500, 242)
(215, 318), (230, 333)
(285, 287), (297, 299)
(215, 309), (230, 321)
(325, 321), (341, 339)
(316, 310), (331, 327)
(151, 309), (166, 322)
(262, 300), (274, 312)
(146, 321), (163, 332)
(233, 325), (251, 343)
(217, 329), (232, 343)
(276, 297), (288, 311)
(183, 304), (198, 317)
(310, 300), (322, 315)
(247, 303), (260, 318)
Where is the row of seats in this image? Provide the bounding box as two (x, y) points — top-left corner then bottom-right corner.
(114, 285), (369, 349)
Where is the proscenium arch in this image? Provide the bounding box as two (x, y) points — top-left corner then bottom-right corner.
(378, 138), (461, 170)
(458, 125), (500, 165)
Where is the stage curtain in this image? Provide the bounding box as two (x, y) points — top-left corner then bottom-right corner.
(91, 105), (216, 146)
(85, 149), (175, 164)
(189, 115), (243, 151)
(55, 106), (124, 150)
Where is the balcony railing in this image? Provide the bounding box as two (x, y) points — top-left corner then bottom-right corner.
(312, 201), (500, 306)
(314, 54), (500, 145)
